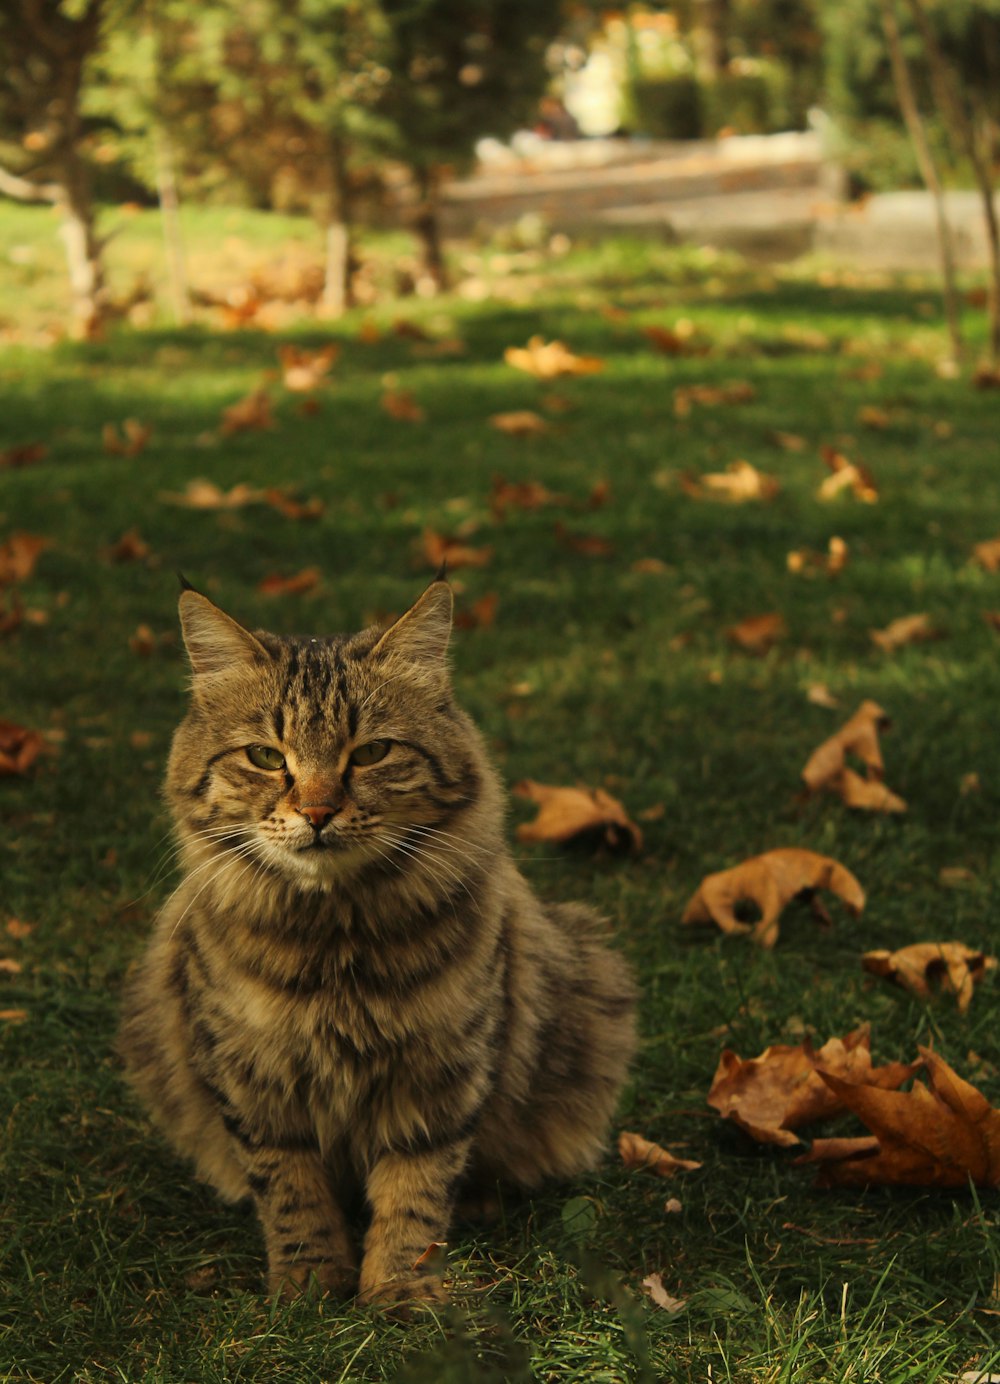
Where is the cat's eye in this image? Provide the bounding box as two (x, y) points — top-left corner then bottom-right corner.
(246, 745), (286, 771)
(350, 739), (391, 767)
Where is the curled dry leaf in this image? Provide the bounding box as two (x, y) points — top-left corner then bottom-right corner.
(870, 612), (941, 652)
(503, 335), (604, 380)
(683, 459), (779, 503)
(787, 536), (848, 577)
(707, 1024), (919, 1147)
(770, 430), (807, 452)
(806, 683), (840, 709)
(818, 447), (878, 503)
(159, 479), (264, 510)
(263, 488), (325, 521)
(863, 941), (997, 1013)
(220, 388), (274, 435)
(278, 343), (339, 392)
(104, 528), (151, 563)
(618, 1131), (701, 1178)
(102, 419), (151, 457)
(726, 612), (787, 654)
(0, 1009), (28, 1024)
(674, 380), (755, 418)
(513, 780), (643, 854)
(0, 442), (47, 469)
(797, 1049), (1000, 1188)
(641, 1274), (686, 1314)
(0, 719), (45, 777)
(257, 567), (321, 597)
(381, 389), (426, 423)
(490, 475), (566, 518)
(488, 410), (550, 437)
(681, 847), (865, 949)
(0, 533), (50, 586)
(422, 529), (493, 571)
(801, 701), (905, 812)
(555, 522), (615, 558)
(858, 405), (891, 430)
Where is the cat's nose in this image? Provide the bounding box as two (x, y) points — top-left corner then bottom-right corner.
(298, 803), (336, 830)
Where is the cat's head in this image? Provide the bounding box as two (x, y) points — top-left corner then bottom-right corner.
(167, 579), (489, 891)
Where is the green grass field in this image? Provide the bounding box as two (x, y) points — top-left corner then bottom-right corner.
(2, 204), (1000, 1382)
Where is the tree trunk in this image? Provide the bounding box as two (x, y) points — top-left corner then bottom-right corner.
(56, 153), (105, 339)
(412, 168), (447, 293)
(904, 0), (1000, 362)
(155, 127), (190, 326)
(694, 0), (730, 80)
(321, 136), (353, 317)
(877, 0), (962, 360)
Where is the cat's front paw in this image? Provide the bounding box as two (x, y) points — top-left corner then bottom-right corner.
(268, 1258), (356, 1302)
(357, 1274), (447, 1316)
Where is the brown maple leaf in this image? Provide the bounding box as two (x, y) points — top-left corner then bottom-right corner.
(707, 1024), (919, 1147)
(381, 388), (426, 422)
(0, 719), (45, 776)
(278, 343), (339, 392)
(681, 847), (865, 949)
(488, 410), (550, 437)
(726, 612), (787, 654)
(159, 479), (264, 510)
(863, 941), (997, 1013)
(684, 460), (780, 503)
(102, 419), (152, 457)
(257, 567), (321, 596)
(797, 1050), (1000, 1188)
(453, 593), (499, 631)
(673, 381), (755, 418)
(0, 533), (50, 587)
(787, 536), (848, 577)
(801, 700), (906, 813)
(513, 780), (643, 854)
(618, 1131), (701, 1178)
(0, 442), (47, 469)
(489, 475), (566, 518)
(263, 489), (325, 520)
(870, 612), (941, 652)
(422, 530), (493, 571)
(503, 336), (604, 380)
(220, 388), (274, 435)
(818, 447), (878, 503)
(554, 522), (615, 558)
(104, 528), (152, 563)
(972, 537), (1000, 572)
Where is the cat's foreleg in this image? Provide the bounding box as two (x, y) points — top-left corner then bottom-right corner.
(230, 1130), (357, 1299)
(357, 1137), (473, 1309)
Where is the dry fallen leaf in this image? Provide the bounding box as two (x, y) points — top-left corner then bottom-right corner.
(683, 459), (779, 503)
(632, 557), (669, 575)
(641, 1273), (686, 1314)
(0, 533), (50, 587)
(726, 612), (787, 654)
(514, 780), (643, 854)
(681, 847), (865, 949)
(422, 529), (493, 571)
(278, 342), (339, 392)
(674, 381), (755, 418)
(0, 1009), (28, 1024)
(618, 1131), (701, 1178)
(220, 387), (274, 435)
(870, 612), (941, 652)
(0, 442), (47, 469)
(973, 537), (1000, 572)
(0, 958), (22, 975)
(104, 528), (151, 563)
(555, 523), (615, 558)
(818, 447), (878, 503)
(102, 418), (152, 457)
(806, 683), (840, 709)
(707, 1024), (918, 1147)
(6, 918), (33, 939)
(503, 335), (604, 380)
(858, 405), (891, 430)
(787, 536), (848, 577)
(797, 1049), (1000, 1188)
(488, 410), (550, 437)
(453, 593), (499, 631)
(159, 479), (264, 510)
(770, 430), (807, 452)
(863, 941), (997, 1013)
(489, 475), (566, 518)
(381, 388), (426, 423)
(263, 488), (325, 521)
(0, 719), (45, 777)
(257, 567), (321, 597)
(801, 701), (905, 812)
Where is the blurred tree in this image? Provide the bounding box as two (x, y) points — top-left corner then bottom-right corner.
(0, 0), (116, 335)
(373, 0), (566, 287)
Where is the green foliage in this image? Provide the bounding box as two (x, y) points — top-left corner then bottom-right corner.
(628, 73), (702, 139)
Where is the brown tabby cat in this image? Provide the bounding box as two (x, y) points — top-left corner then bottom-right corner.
(119, 579), (636, 1308)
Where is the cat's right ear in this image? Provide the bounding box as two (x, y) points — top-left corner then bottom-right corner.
(178, 590), (268, 677)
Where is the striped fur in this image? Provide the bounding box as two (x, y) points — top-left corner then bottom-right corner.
(119, 581), (636, 1307)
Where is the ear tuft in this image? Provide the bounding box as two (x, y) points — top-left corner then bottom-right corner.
(178, 590), (268, 677)
(372, 580), (453, 666)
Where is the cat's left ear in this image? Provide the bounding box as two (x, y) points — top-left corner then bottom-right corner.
(178, 589), (269, 677)
(372, 579), (453, 667)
